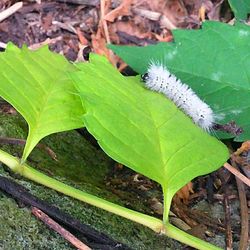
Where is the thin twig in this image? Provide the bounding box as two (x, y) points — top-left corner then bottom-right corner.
(0, 2), (23, 22)
(223, 163), (250, 187)
(29, 37), (63, 50)
(223, 189), (233, 250)
(32, 207), (91, 250)
(100, 0), (111, 44)
(233, 164), (249, 250)
(56, 0), (99, 6)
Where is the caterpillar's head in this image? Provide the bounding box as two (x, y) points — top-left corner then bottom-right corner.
(141, 73), (149, 82)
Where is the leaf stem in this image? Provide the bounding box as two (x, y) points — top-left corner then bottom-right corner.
(162, 185), (173, 224)
(0, 149), (163, 233)
(161, 186), (222, 249)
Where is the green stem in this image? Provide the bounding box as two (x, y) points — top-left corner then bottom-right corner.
(0, 149), (222, 250)
(164, 223), (222, 250)
(162, 186), (173, 224)
(0, 149), (163, 233)
(161, 186), (222, 250)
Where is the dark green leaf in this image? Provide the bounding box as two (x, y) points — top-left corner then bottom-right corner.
(228, 0), (250, 20)
(109, 21), (250, 141)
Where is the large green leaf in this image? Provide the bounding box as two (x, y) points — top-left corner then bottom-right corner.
(0, 43), (84, 161)
(71, 54), (229, 219)
(228, 0), (250, 20)
(109, 21), (250, 141)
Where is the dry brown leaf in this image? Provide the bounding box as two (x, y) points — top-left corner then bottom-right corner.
(175, 182), (194, 204)
(91, 28), (108, 55)
(91, 28), (118, 66)
(90, 0), (118, 65)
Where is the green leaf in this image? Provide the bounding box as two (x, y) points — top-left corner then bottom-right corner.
(0, 43), (84, 161)
(109, 21), (250, 141)
(228, 0), (250, 20)
(71, 54), (229, 220)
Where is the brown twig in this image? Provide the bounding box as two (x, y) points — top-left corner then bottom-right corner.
(232, 163), (249, 250)
(223, 189), (233, 250)
(32, 207), (91, 250)
(56, 0), (99, 6)
(96, 0), (118, 65)
(29, 37), (63, 50)
(100, 0), (110, 44)
(224, 163), (250, 187)
(0, 2), (23, 22)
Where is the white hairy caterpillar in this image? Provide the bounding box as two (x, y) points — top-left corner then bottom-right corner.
(142, 62), (215, 132)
